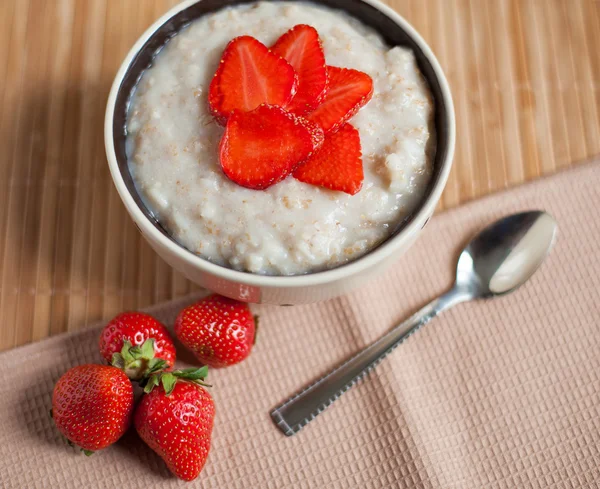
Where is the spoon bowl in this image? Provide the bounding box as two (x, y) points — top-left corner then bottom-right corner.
(456, 211), (558, 298)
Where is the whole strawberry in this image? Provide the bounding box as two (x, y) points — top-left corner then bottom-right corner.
(135, 368), (215, 481)
(175, 294), (256, 368)
(99, 312), (176, 380)
(52, 364), (134, 454)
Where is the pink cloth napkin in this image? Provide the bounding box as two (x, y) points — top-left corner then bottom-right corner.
(0, 161), (599, 488)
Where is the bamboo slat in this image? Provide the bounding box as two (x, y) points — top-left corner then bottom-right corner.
(0, 0), (598, 351)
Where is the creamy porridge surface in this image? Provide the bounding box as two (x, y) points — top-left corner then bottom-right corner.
(126, 1), (436, 275)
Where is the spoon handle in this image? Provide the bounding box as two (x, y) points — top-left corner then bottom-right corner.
(271, 287), (470, 436)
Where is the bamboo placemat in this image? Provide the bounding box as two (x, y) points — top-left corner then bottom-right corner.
(0, 0), (599, 351)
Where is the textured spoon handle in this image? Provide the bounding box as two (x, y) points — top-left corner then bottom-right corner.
(271, 288), (467, 436)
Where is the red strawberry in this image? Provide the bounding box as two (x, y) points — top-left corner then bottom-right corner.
(272, 24), (328, 115)
(135, 368), (215, 481)
(52, 364), (134, 454)
(219, 104), (324, 190)
(294, 123), (363, 195)
(175, 294), (256, 368)
(208, 36), (298, 124)
(307, 66), (374, 133)
(99, 312), (176, 380)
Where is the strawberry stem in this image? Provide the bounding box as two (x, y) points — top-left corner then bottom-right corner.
(111, 339), (167, 381)
(143, 366), (211, 395)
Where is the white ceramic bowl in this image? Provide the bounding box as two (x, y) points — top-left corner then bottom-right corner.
(105, 0), (455, 305)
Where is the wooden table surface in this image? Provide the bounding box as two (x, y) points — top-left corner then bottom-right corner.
(0, 0), (598, 352)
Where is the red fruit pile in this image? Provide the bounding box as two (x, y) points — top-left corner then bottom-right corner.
(209, 25), (373, 195)
(51, 295), (256, 482)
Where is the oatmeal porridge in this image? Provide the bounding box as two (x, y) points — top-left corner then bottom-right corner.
(126, 1), (436, 275)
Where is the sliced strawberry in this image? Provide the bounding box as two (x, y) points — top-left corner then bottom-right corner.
(209, 36), (298, 124)
(307, 66), (373, 133)
(272, 25), (328, 115)
(293, 123), (363, 195)
(219, 105), (324, 190)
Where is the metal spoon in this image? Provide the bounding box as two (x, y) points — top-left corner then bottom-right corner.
(271, 210), (558, 436)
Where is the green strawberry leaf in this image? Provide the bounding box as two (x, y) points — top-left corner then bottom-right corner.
(129, 345), (142, 360)
(143, 374), (160, 394)
(177, 367), (199, 374)
(120, 340), (135, 363)
(147, 358), (168, 375)
(173, 367), (212, 388)
(161, 373), (177, 396)
(140, 338), (155, 359)
(174, 366), (209, 381)
(82, 449), (94, 457)
(111, 352), (125, 370)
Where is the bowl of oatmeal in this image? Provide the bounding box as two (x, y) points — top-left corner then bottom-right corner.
(105, 0), (455, 304)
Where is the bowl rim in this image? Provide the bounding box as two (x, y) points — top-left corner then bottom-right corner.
(104, 0), (456, 289)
